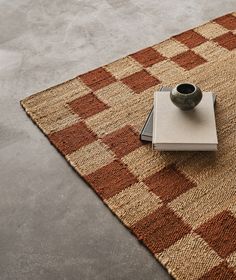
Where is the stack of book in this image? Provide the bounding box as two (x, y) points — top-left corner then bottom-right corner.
(140, 87), (218, 151)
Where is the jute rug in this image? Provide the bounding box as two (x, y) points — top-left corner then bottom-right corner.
(21, 13), (236, 280)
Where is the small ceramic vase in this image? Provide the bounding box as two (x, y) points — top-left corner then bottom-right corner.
(170, 83), (202, 111)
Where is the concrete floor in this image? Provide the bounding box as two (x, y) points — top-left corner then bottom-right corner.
(0, 1), (235, 279)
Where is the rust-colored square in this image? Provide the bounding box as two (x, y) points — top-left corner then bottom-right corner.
(85, 160), (138, 199)
(144, 164), (196, 203)
(69, 93), (109, 119)
(171, 50), (206, 70)
(48, 122), (97, 155)
(214, 32), (236, 50)
(214, 14), (236, 30)
(195, 211), (236, 258)
(131, 47), (165, 67)
(131, 206), (191, 254)
(79, 67), (116, 91)
(121, 70), (160, 94)
(199, 262), (236, 280)
(102, 125), (142, 158)
(173, 30), (207, 48)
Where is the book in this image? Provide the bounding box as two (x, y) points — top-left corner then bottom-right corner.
(152, 91), (218, 151)
(140, 87), (171, 141)
(140, 88), (216, 142)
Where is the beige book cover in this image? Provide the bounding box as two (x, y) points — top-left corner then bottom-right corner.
(152, 91), (218, 151)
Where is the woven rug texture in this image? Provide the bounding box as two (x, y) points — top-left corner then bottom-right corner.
(21, 13), (236, 280)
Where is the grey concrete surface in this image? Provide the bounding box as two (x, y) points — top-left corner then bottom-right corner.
(0, 1), (235, 279)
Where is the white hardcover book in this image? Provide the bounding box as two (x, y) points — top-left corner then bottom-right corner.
(152, 91), (218, 151)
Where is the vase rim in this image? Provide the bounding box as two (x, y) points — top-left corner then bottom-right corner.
(175, 83), (198, 96)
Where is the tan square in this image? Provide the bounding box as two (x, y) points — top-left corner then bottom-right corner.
(95, 81), (135, 107)
(85, 106), (120, 137)
(66, 140), (115, 175)
(153, 39), (188, 58)
(104, 57), (142, 79)
(229, 205), (236, 218)
(157, 233), (222, 280)
(27, 104), (79, 135)
(169, 174), (236, 230)
(193, 41), (229, 61)
(227, 251), (236, 271)
(122, 145), (167, 180)
(106, 182), (162, 226)
(147, 60), (187, 84)
(123, 145), (193, 181)
(194, 22), (228, 39)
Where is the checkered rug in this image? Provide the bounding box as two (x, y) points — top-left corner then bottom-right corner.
(21, 13), (236, 280)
